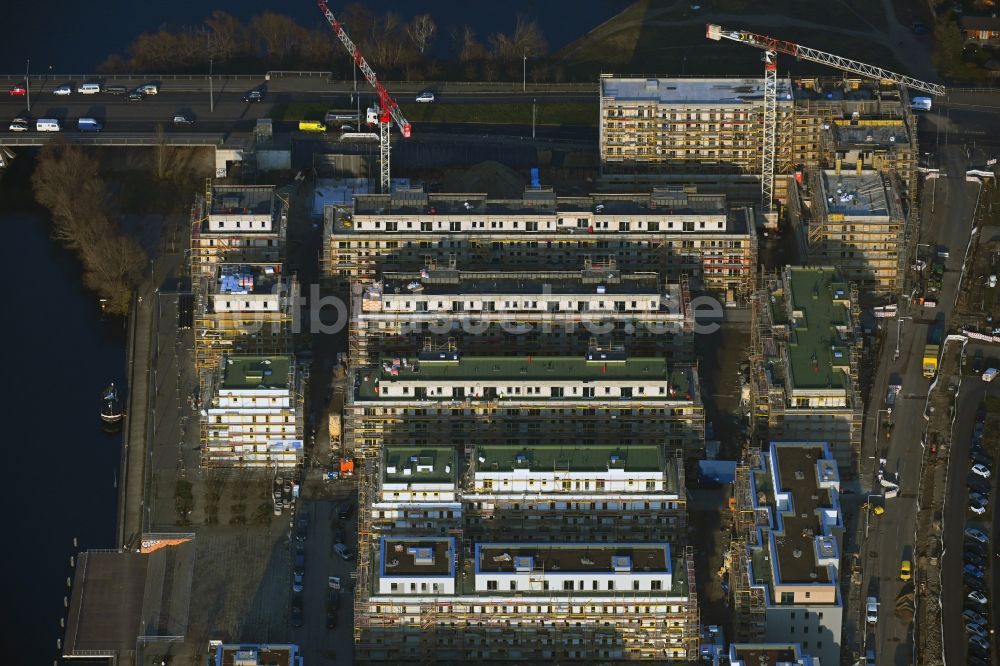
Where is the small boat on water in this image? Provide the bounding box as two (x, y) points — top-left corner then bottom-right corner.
(101, 383), (123, 425)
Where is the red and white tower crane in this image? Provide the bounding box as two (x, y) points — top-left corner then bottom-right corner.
(706, 24), (945, 219)
(318, 0), (412, 193)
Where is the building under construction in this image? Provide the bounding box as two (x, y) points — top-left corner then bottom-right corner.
(323, 186), (757, 303)
(190, 183), (288, 278)
(193, 263), (298, 372)
(350, 267), (695, 366)
(728, 441), (844, 666)
(802, 168), (907, 294)
(599, 75), (919, 212)
(199, 354), (304, 468)
(749, 267), (863, 472)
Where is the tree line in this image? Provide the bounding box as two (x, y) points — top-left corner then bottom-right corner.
(98, 5), (558, 82)
(32, 141), (147, 315)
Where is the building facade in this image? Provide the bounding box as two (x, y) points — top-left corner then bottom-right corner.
(324, 186), (757, 302)
(199, 355), (304, 468)
(190, 184), (287, 277)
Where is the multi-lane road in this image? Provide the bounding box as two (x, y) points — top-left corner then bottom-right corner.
(860, 139), (982, 666)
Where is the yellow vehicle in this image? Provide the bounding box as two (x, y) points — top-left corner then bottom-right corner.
(863, 502), (884, 516)
(298, 120), (327, 132)
(899, 560), (912, 581)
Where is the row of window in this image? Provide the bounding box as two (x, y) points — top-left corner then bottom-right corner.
(483, 579), (664, 592)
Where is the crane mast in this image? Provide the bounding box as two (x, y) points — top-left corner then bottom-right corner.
(706, 23), (945, 217)
(317, 0), (412, 192)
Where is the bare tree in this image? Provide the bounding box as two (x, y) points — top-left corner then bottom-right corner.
(406, 14), (437, 54)
(459, 25), (486, 63)
(205, 10), (250, 63)
(250, 11), (305, 62)
(512, 15), (548, 56)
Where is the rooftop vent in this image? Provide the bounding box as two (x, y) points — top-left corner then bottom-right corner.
(612, 555), (633, 572)
(407, 546), (435, 566)
(792, 549), (803, 558)
(514, 555), (533, 572)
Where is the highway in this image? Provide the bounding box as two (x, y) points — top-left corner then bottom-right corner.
(860, 139), (981, 666)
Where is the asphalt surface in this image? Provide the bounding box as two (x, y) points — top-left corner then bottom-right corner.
(859, 138), (981, 666)
(940, 360), (998, 666)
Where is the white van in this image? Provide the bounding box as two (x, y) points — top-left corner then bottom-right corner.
(77, 83), (101, 95)
(36, 119), (61, 132)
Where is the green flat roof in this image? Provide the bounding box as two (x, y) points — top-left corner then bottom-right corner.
(358, 356), (693, 400)
(477, 444), (663, 473)
(784, 269), (851, 391)
(384, 447), (456, 484)
(221, 355), (291, 389)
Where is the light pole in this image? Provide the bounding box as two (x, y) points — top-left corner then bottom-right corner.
(209, 57), (214, 113)
(895, 316), (911, 360)
(864, 493), (881, 539)
(25, 58), (30, 113)
(523, 53), (527, 92)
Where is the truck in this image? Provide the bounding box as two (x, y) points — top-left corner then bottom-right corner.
(886, 382), (901, 409)
(923, 344), (940, 378)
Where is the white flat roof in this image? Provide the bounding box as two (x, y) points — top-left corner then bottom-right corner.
(601, 77), (793, 105)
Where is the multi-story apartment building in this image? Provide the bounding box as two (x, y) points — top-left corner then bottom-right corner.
(346, 352), (704, 455)
(358, 535), (698, 662)
(324, 186), (757, 302)
(751, 267), (863, 471)
(730, 442), (844, 666)
(190, 184), (287, 277)
(199, 355), (303, 467)
(720, 643), (817, 666)
(209, 643), (303, 666)
(599, 75), (795, 175)
(805, 168), (906, 294)
(193, 263), (298, 371)
(351, 268), (694, 365)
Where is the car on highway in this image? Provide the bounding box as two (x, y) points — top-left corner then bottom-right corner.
(127, 90), (144, 102)
(899, 560), (912, 581)
(968, 589), (988, 605)
(173, 114), (194, 125)
(970, 634), (990, 651)
(53, 85), (72, 96)
(965, 527), (990, 543)
(8, 118), (29, 132)
(967, 621), (990, 638)
(243, 89), (264, 103)
(8, 84), (26, 96)
(138, 83), (158, 95)
(416, 91), (435, 103)
(964, 608), (988, 626)
(972, 463), (991, 479)
(292, 572), (303, 593)
(105, 85), (127, 95)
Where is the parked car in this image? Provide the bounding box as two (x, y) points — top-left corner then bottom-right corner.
(295, 516), (308, 541)
(292, 591), (304, 613)
(969, 655), (990, 666)
(970, 634), (990, 651)
(292, 572), (304, 593)
(971, 452), (993, 468)
(966, 551), (986, 568)
(964, 608), (988, 626)
(972, 464), (992, 479)
(968, 622), (989, 638)
(965, 563), (985, 578)
(53, 85), (72, 96)
(9, 84), (26, 96)
(966, 540), (989, 557)
(8, 117), (29, 132)
(326, 607), (338, 629)
(970, 491), (990, 506)
(334, 543), (353, 560)
(965, 575), (987, 593)
(333, 528), (347, 546)
(966, 527), (990, 543)
(329, 589), (341, 606)
(968, 476), (991, 494)
(415, 91), (435, 103)
(970, 500), (988, 515)
(899, 560), (912, 581)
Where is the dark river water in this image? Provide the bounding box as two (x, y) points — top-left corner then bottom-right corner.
(0, 155), (125, 661)
(2, 0), (632, 73)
